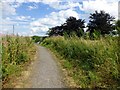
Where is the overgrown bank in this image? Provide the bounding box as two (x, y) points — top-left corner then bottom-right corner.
(1, 35), (36, 87)
(41, 36), (120, 88)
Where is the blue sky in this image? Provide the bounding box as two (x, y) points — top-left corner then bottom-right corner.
(0, 0), (119, 36)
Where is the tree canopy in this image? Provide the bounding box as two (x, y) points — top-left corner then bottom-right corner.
(47, 11), (116, 38)
(47, 16), (85, 37)
(32, 36), (41, 43)
(116, 20), (120, 36)
(116, 20), (120, 28)
(87, 11), (115, 37)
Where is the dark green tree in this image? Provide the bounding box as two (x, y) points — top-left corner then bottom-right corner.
(47, 16), (85, 37)
(116, 20), (120, 28)
(115, 20), (120, 35)
(65, 16), (85, 37)
(47, 26), (63, 36)
(87, 11), (115, 37)
(32, 36), (41, 43)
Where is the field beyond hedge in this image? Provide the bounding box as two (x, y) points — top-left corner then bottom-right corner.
(42, 36), (120, 88)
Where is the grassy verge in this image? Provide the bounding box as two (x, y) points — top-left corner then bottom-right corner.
(1, 35), (36, 87)
(41, 36), (120, 88)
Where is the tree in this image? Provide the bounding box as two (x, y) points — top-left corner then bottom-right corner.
(65, 16), (85, 37)
(115, 20), (120, 37)
(116, 20), (120, 28)
(32, 36), (41, 43)
(87, 11), (115, 37)
(47, 16), (85, 37)
(47, 26), (63, 36)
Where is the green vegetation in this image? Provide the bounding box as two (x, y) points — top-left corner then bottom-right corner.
(32, 36), (42, 43)
(47, 10), (115, 38)
(87, 11), (115, 37)
(41, 36), (120, 88)
(2, 35), (36, 84)
(48, 16), (85, 37)
(32, 35), (48, 43)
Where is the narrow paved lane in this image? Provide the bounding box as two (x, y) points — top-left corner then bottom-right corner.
(28, 46), (66, 88)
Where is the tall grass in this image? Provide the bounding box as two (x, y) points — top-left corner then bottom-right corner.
(42, 36), (120, 88)
(1, 35), (36, 83)
(0, 36), (2, 88)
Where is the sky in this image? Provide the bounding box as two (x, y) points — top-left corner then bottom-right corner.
(0, 0), (119, 36)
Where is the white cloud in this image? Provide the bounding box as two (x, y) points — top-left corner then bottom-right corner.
(40, 0), (60, 4)
(5, 17), (11, 20)
(30, 8), (80, 35)
(82, 0), (118, 19)
(0, 22), (14, 34)
(0, 1), (35, 35)
(1, 0), (59, 3)
(0, 15), (31, 35)
(18, 32), (28, 36)
(4, 15), (35, 22)
(11, 2), (21, 8)
(1, 2), (16, 16)
(28, 4), (38, 10)
(16, 16), (31, 21)
(49, 2), (81, 10)
(1, 0), (81, 10)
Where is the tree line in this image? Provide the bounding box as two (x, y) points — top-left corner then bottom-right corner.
(47, 10), (120, 39)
